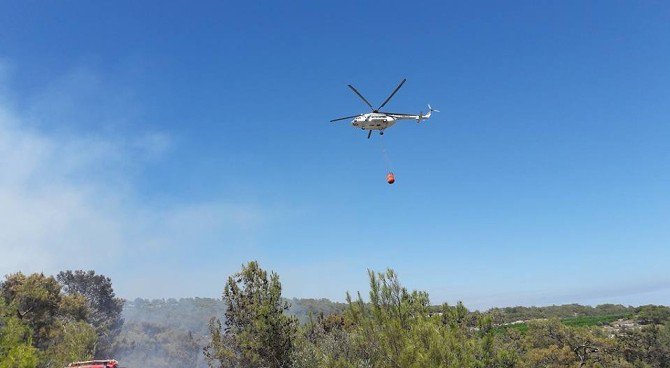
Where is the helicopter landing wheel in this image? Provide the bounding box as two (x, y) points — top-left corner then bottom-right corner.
(380, 131), (384, 135)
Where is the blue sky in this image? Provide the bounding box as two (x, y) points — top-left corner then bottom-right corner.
(0, 1), (668, 309)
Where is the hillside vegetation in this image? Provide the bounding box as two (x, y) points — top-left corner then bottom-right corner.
(1, 265), (669, 368)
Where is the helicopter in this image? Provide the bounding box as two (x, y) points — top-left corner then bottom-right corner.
(330, 78), (438, 139)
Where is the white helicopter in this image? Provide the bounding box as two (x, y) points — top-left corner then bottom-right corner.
(330, 78), (438, 139)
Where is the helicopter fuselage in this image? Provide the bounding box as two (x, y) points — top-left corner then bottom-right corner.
(352, 113), (397, 131)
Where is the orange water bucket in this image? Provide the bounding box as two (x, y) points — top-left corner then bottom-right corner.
(386, 172), (395, 184)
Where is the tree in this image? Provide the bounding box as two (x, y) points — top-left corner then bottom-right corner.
(205, 261), (297, 368)
(1, 273), (98, 368)
(341, 269), (499, 368)
(344, 269), (432, 367)
(617, 323), (670, 367)
(292, 312), (357, 368)
(635, 305), (670, 325)
(43, 320), (97, 368)
(1, 273), (63, 350)
(0, 299), (39, 368)
(56, 270), (124, 358)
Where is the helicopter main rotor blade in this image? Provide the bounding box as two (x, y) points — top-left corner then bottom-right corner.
(330, 115), (360, 122)
(377, 78), (406, 110)
(347, 85), (375, 111)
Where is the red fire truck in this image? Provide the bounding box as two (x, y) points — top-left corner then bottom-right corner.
(67, 360), (119, 368)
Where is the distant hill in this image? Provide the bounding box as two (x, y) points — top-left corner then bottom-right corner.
(122, 297), (346, 328)
(487, 303), (637, 323)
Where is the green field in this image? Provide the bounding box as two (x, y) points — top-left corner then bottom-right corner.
(493, 314), (631, 334)
(561, 314), (630, 327)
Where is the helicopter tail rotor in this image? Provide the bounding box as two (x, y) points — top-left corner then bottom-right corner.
(416, 105), (439, 123)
